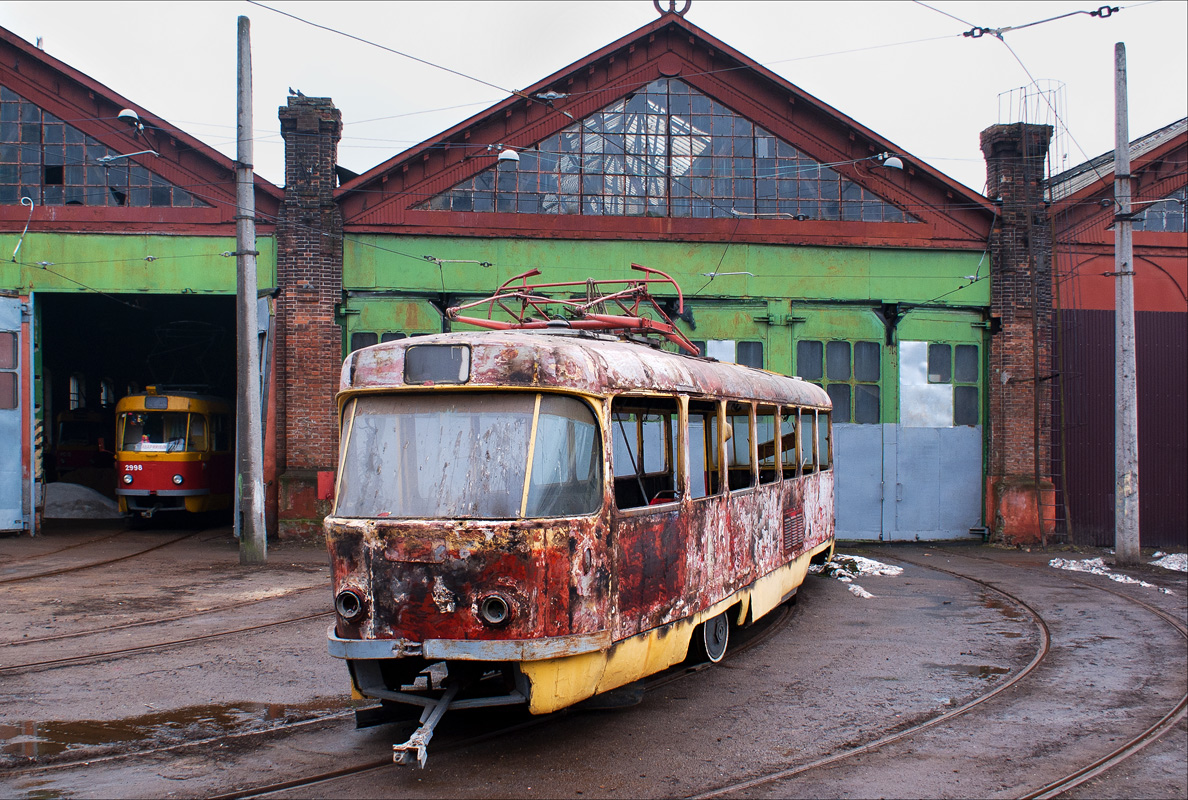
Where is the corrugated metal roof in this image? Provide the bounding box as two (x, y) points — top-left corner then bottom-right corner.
(1049, 117), (1187, 201)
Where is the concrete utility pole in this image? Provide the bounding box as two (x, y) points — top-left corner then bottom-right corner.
(1113, 42), (1140, 566)
(236, 16), (266, 564)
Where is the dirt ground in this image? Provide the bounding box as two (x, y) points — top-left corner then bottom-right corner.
(1, 524), (1185, 799)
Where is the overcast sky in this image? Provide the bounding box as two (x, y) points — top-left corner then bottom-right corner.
(3, 1), (1185, 193)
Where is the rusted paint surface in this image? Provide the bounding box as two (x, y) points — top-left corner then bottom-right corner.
(344, 331), (830, 410)
(326, 330), (836, 715)
(327, 517), (608, 644)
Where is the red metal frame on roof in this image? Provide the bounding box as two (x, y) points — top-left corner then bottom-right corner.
(0, 25), (281, 235)
(337, 12), (994, 250)
(447, 263), (700, 355)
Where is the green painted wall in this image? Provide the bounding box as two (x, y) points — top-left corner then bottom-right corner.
(340, 234), (991, 429)
(2, 233), (276, 294)
(344, 235), (989, 307)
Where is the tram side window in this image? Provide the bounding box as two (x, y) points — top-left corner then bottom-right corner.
(725, 401), (755, 491)
(799, 408), (817, 474)
(756, 405), (779, 484)
(611, 397), (679, 510)
(211, 415), (231, 452)
(817, 411), (832, 470)
(688, 400), (722, 499)
(525, 395), (602, 517)
(780, 409), (799, 480)
(188, 415), (208, 452)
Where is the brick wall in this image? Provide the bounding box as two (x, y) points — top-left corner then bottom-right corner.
(981, 123), (1055, 543)
(275, 96), (343, 538)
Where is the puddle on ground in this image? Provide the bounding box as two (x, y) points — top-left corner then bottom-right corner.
(927, 663), (1012, 681)
(981, 592), (1026, 621)
(0, 698), (350, 760)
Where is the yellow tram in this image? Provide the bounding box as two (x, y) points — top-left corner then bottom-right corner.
(113, 387), (234, 518)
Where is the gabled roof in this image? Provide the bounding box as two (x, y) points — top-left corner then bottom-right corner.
(1051, 117), (1187, 201)
(337, 11), (993, 250)
(1050, 117), (1187, 244)
(0, 25), (282, 234)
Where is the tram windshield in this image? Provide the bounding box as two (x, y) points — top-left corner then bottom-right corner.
(119, 411), (206, 453)
(336, 392), (603, 520)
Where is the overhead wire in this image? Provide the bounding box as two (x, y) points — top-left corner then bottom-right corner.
(11, 0), (1173, 310)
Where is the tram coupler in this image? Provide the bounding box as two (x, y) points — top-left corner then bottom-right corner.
(392, 681), (461, 768)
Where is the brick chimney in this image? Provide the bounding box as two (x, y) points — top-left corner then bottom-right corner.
(981, 123), (1056, 545)
(274, 96), (343, 538)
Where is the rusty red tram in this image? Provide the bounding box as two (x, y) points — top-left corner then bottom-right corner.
(324, 268), (835, 765)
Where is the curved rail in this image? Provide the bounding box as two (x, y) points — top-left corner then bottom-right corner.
(0, 529), (129, 565)
(0, 610), (333, 675)
(691, 556), (1052, 798)
(1, 584), (325, 648)
(206, 604), (800, 799)
(694, 550), (1185, 800)
(0, 530), (202, 585)
(982, 558), (1187, 800)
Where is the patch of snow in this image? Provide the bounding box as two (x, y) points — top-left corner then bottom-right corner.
(1151, 553), (1187, 573)
(1049, 557), (1174, 595)
(43, 482), (122, 519)
(810, 554), (902, 599)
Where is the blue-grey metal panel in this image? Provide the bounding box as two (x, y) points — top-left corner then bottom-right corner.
(896, 425), (982, 540)
(0, 297), (23, 532)
(833, 423), (882, 539)
(936, 425), (983, 533)
(896, 426), (940, 536)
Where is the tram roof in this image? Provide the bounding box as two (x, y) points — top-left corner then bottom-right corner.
(115, 391), (231, 412)
(342, 330), (831, 409)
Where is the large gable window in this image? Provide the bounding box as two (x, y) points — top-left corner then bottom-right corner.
(420, 78), (915, 222)
(0, 86), (209, 209)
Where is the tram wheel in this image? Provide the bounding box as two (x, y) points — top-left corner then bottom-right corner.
(698, 611), (730, 663)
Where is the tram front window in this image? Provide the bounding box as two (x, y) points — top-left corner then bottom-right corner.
(119, 411), (193, 453)
(336, 392), (603, 520)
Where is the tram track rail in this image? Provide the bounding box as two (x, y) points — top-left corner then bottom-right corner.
(1, 605), (797, 787)
(0, 529), (129, 565)
(691, 548), (1185, 800)
(1, 584), (325, 649)
(6, 554), (1182, 798)
(0, 609), (334, 675)
(0, 529), (204, 585)
(185, 604), (802, 800)
(953, 550), (1187, 800)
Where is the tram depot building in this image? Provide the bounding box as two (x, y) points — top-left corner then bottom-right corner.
(1, 11), (1184, 549)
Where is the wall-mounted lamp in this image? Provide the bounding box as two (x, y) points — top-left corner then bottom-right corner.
(488, 144), (519, 166)
(117, 108), (145, 135)
(876, 152), (905, 170)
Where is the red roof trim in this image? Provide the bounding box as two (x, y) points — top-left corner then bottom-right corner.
(0, 25), (281, 232)
(335, 13), (991, 246)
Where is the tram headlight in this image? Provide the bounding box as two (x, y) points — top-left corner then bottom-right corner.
(335, 589), (365, 621)
(122, 474), (133, 485)
(477, 594), (512, 627)
(172, 474), (184, 485)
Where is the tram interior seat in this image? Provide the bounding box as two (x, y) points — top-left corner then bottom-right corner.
(614, 474), (677, 510)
